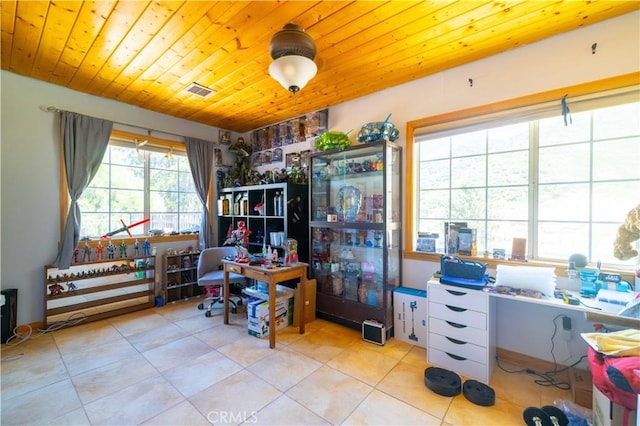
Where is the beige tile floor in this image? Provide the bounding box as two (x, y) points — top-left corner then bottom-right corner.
(1, 299), (573, 425)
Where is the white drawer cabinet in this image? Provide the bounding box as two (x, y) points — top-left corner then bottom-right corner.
(427, 280), (496, 384)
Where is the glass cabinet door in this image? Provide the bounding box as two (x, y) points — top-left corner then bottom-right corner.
(309, 141), (401, 331)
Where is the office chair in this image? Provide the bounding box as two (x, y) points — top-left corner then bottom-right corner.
(196, 246), (248, 317)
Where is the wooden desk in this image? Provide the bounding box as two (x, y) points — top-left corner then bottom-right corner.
(222, 260), (308, 348)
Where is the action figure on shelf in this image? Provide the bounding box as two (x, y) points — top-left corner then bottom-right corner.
(119, 240), (128, 258)
(82, 242), (92, 262)
(142, 238), (151, 256)
(73, 245), (80, 263)
(48, 283), (65, 296)
(106, 241), (116, 259)
(133, 239), (140, 256)
(67, 282), (77, 293)
(95, 241), (105, 260)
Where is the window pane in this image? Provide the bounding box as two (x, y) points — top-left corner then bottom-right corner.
(593, 137), (640, 180)
(81, 213), (109, 238)
(110, 146), (144, 166)
(538, 222), (589, 260)
(78, 187), (109, 211)
(592, 223), (637, 265)
(419, 137), (450, 161)
(91, 166), (110, 187)
(488, 123), (529, 152)
(451, 131), (486, 156)
(487, 187), (528, 220)
(538, 183), (589, 221)
(420, 159), (449, 189)
(111, 164), (144, 189)
(451, 156), (485, 188)
(179, 171), (196, 192)
(151, 213), (177, 234)
(539, 111), (591, 146)
(451, 188), (485, 219)
(486, 221), (528, 256)
(180, 193), (202, 211)
(419, 189), (449, 219)
(150, 191), (178, 211)
(539, 144), (590, 183)
(150, 169), (178, 190)
(592, 182), (640, 222)
(112, 189), (144, 212)
(593, 102), (640, 139)
(488, 151), (528, 186)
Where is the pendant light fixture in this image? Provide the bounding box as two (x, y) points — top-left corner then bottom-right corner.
(268, 23), (317, 94)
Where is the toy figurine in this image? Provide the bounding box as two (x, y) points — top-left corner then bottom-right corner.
(73, 245), (80, 263)
(142, 238), (151, 256)
(106, 241), (116, 259)
(82, 242), (92, 262)
(133, 239), (140, 256)
(119, 240), (128, 258)
(48, 283), (65, 296)
(95, 241), (105, 260)
(67, 282), (77, 293)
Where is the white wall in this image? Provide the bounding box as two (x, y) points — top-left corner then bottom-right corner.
(2, 11), (638, 363)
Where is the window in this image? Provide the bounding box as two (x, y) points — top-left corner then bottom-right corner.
(412, 85), (640, 267)
(78, 140), (202, 238)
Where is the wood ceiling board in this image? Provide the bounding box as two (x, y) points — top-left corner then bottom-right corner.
(30, 1), (84, 81)
(68, 0), (151, 91)
(49, 1), (118, 86)
(114, 1), (243, 105)
(99, 1), (217, 99)
(7, 1), (48, 75)
(0, 0), (17, 67)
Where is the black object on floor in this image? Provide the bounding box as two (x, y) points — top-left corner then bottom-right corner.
(541, 405), (569, 426)
(424, 367), (462, 397)
(462, 379), (495, 406)
(523, 407), (553, 426)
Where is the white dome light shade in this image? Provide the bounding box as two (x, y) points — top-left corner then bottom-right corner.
(268, 55), (317, 93)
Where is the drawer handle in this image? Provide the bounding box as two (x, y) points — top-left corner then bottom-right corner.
(445, 352), (467, 361)
(446, 320), (466, 329)
(445, 305), (466, 312)
(446, 289), (466, 296)
(446, 337), (466, 345)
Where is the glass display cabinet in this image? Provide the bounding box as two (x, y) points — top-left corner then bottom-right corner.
(309, 141), (402, 337)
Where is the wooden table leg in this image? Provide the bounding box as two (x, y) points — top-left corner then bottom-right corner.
(268, 279), (276, 349)
(223, 268), (229, 325)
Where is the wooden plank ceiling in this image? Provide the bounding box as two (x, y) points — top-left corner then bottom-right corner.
(1, 1), (638, 133)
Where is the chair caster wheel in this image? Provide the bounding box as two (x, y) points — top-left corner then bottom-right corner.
(205, 311), (212, 318)
(197, 303), (204, 310)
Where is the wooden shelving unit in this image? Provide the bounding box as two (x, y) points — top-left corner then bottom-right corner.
(163, 251), (201, 303)
(44, 255), (156, 328)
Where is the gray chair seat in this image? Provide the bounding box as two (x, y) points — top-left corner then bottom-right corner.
(196, 246), (248, 317)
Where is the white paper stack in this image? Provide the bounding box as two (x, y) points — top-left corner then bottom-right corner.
(495, 264), (556, 296)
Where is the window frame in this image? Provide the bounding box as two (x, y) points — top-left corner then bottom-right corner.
(59, 129), (208, 244)
(404, 72), (640, 280)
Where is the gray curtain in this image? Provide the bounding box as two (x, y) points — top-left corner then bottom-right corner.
(55, 112), (113, 269)
(185, 137), (215, 249)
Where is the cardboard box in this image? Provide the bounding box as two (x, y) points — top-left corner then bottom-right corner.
(393, 287), (427, 348)
(570, 368), (593, 409)
(247, 297), (293, 338)
(293, 279), (316, 327)
(593, 383), (638, 426)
